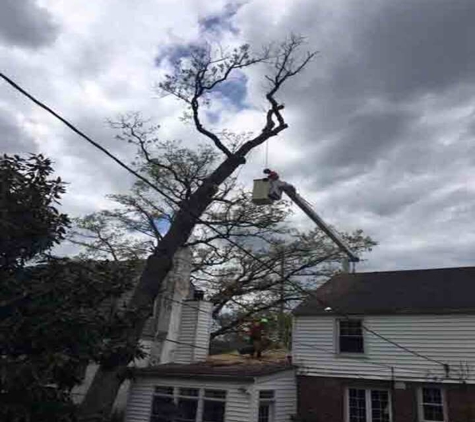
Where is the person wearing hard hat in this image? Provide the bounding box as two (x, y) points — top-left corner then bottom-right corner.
(263, 169), (295, 200)
(263, 169), (282, 200)
(249, 318), (268, 358)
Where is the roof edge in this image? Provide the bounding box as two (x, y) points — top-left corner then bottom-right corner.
(133, 364), (296, 381)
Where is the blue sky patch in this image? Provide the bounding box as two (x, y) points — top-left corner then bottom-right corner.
(206, 110), (221, 124)
(153, 217), (171, 236)
(155, 43), (197, 67)
(199, 2), (243, 35)
(213, 72), (248, 110)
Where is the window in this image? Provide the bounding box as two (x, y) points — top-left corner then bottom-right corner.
(419, 387), (445, 422)
(347, 388), (391, 422)
(177, 388), (199, 422)
(339, 319), (364, 353)
(258, 390), (275, 422)
(370, 390), (390, 422)
(151, 386), (177, 422)
(348, 388), (366, 422)
(150, 387), (226, 422)
(203, 389), (226, 422)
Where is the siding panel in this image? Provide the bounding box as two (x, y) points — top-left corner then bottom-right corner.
(255, 370), (297, 422)
(174, 301), (212, 364)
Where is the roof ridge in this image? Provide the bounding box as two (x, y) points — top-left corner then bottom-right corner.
(350, 266), (475, 276)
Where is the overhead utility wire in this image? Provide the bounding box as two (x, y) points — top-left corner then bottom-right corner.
(0, 72), (449, 374)
(163, 298), (439, 377)
(292, 340), (441, 376)
(162, 337), (209, 351)
(160, 335), (438, 380)
(0, 73), (171, 203)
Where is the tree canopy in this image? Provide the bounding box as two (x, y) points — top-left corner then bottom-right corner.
(0, 154), (139, 422)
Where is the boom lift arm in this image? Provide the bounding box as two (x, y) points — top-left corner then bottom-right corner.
(252, 171), (359, 263)
(280, 184), (359, 262)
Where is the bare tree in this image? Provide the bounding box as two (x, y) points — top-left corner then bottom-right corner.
(202, 228), (375, 339)
(72, 192), (375, 343)
(69, 128), (291, 262)
(78, 35), (317, 421)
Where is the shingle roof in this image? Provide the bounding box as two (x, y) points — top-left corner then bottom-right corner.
(293, 266), (475, 316)
(134, 351), (294, 381)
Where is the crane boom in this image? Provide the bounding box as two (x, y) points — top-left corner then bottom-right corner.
(252, 175), (359, 263)
(280, 185), (359, 262)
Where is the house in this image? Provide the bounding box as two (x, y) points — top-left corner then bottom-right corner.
(124, 289), (297, 422)
(292, 267), (475, 422)
(125, 352), (296, 422)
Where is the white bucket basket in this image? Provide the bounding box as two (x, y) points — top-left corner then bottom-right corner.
(252, 179), (273, 205)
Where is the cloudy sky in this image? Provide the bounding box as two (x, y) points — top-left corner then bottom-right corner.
(2, 0), (475, 271)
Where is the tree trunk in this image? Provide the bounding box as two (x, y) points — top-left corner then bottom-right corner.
(78, 154), (246, 421)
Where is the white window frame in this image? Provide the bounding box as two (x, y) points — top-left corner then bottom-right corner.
(258, 390), (275, 422)
(150, 385), (227, 422)
(417, 386), (447, 422)
(337, 318), (365, 355)
(345, 387), (392, 422)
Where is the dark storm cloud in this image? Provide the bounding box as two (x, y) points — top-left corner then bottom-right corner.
(0, 109), (37, 154)
(234, 0), (475, 270)
(339, 0), (475, 100)
(317, 109), (416, 167)
(267, 0), (475, 188)
(0, 0), (59, 48)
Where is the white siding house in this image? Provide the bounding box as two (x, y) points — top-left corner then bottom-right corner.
(125, 286), (294, 422)
(125, 366), (296, 422)
(293, 314), (475, 383)
(122, 262), (296, 422)
(292, 267), (475, 422)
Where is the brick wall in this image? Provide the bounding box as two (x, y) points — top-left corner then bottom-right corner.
(446, 383), (475, 422)
(296, 376), (475, 422)
(297, 376), (345, 422)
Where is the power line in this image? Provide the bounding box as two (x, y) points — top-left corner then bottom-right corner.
(0, 73), (177, 207)
(161, 295), (212, 316)
(291, 340), (392, 370)
(292, 340), (442, 376)
(162, 337), (209, 351)
(202, 233), (449, 370)
(158, 336), (439, 381)
(149, 294), (449, 379)
(1, 71), (450, 374)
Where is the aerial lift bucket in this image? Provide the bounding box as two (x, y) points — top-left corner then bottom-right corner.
(252, 179), (273, 205)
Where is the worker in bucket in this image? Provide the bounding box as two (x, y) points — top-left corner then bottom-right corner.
(249, 318), (268, 358)
(263, 169), (295, 200)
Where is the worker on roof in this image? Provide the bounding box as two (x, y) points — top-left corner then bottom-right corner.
(249, 318), (268, 359)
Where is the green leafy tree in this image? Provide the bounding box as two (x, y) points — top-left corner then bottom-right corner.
(0, 154), (69, 270)
(0, 154), (140, 422)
